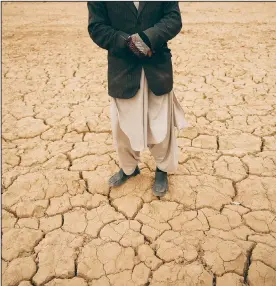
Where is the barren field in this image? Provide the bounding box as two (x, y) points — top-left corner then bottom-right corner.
(2, 2), (276, 286)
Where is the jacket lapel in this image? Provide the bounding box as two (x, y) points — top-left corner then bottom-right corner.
(123, 2), (138, 17)
(137, 2), (147, 18)
(123, 1), (147, 18)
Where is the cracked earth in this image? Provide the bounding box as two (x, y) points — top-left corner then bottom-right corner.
(2, 2), (276, 286)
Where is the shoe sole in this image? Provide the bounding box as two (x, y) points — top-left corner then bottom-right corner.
(152, 190), (168, 197)
(152, 185), (168, 197)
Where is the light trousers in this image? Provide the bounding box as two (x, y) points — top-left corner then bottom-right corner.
(110, 96), (178, 175)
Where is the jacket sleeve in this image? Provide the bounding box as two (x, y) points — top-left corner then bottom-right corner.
(87, 1), (130, 57)
(142, 1), (182, 51)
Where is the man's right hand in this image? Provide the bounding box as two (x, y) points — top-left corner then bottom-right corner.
(126, 34), (153, 59)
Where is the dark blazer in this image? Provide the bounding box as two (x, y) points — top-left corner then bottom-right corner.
(87, 1), (182, 99)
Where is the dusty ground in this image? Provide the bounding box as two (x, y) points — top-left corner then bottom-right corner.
(2, 2), (276, 286)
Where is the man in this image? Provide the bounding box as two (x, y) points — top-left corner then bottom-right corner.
(87, 1), (189, 197)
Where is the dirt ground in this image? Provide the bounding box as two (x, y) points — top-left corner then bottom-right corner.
(2, 2), (276, 286)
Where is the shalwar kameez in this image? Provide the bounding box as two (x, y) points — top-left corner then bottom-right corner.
(109, 0), (190, 176)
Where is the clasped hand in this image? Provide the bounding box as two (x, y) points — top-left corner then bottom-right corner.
(126, 33), (153, 58)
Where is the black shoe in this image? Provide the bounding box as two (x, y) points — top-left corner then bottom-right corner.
(108, 166), (140, 187)
(152, 167), (168, 197)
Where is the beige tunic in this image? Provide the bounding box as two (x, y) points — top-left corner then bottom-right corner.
(133, 1), (139, 9)
(111, 68), (190, 152)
